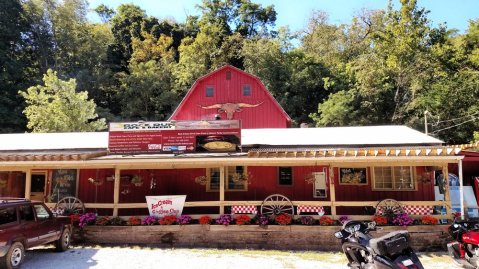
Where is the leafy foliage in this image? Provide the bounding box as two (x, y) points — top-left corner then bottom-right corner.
(19, 70), (107, 132)
(0, 0), (477, 143)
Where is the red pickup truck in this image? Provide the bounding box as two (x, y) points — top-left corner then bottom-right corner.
(0, 198), (72, 269)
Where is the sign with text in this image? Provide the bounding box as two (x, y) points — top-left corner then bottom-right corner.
(108, 120), (241, 154)
(146, 195), (186, 218)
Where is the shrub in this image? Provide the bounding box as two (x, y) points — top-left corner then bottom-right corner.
(421, 215), (438, 225)
(142, 216), (157, 225)
(392, 213), (414, 226)
(275, 214), (292, 225)
(95, 216), (110, 226)
(216, 214), (233, 225)
(373, 215), (388, 225)
(159, 215), (177, 225)
(79, 213), (96, 228)
(234, 214), (251, 225)
(177, 215), (192, 225)
(319, 216), (334, 226)
(110, 216), (125, 226)
(127, 216), (141, 226)
(299, 216), (315, 225)
(199, 215), (213, 225)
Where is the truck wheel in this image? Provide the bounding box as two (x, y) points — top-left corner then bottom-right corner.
(55, 228), (71, 252)
(2, 242), (24, 269)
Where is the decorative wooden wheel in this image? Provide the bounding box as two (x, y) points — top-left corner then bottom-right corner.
(54, 196), (85, 216)
(375, 199), (404, 216)
(260, 194), (294, 216)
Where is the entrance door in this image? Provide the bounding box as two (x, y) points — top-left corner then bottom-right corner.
(31, 173), (46, 201)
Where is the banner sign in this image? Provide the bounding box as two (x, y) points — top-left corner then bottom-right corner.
(146, 195), (186, 218)
(108, 120), (241, 154)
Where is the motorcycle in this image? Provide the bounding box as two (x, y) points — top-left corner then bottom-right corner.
(447, 217), (479, 269)
(334, 220), (424, 269)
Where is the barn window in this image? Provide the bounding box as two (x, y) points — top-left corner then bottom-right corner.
(373, 166), (415, 190)
(206, 166), (248, 192)
(242, 85), (251, 96)
(205, 86), (214, 97)
(226, 71), (231, 80)
(278, 167), (293, 186)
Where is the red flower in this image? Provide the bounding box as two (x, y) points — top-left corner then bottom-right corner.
(199, 216), (212, 225)
(421, 215), (437, 225)
(127, 216), (141, 226)
(275, 214), (292, 225)
(159, 215), (177, 225)
(319, 216), (334, 226)
(234, 214), (251, 225)
(373, 215), (388, 225)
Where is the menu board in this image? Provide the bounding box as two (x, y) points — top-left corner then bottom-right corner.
(108, 121), (241, 154)
(49, 169), (77, 202)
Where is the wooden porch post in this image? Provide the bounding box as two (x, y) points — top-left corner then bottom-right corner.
(443, 165), (451, 219)
(329, 166), (336, 219)
(25, 169), (32, 199)
(113, 167), (120, 217)
(219, 166), (225, 214)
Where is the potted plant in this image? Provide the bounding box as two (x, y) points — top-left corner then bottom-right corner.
(131, 175), (143, 187)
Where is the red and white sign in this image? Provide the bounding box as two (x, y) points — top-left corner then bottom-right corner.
(146, 195), (187, 218)
(108, 120), (241, 154)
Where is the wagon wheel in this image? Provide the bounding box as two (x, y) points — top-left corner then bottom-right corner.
(260, 194), (294, 216)
(375, 199), (404, 216)
(54, 196), (85, 216)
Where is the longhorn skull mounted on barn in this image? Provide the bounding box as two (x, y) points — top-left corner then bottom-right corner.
(197, 102), (264, 120)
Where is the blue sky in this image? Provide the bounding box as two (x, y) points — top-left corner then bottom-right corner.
(87, 0), (479, 33)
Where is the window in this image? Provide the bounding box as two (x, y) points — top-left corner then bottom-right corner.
(20, 205), (34, 221)
(373, 166), (415, 190)
(226, 71), (231, 80)
(206, 86), (214, 97)
(206, 166), (248, 192)
(278, 167), (293, 186)
(0, 207), (17, 225)
(242, 85), (251, 96)
(33, 204), (51, 220)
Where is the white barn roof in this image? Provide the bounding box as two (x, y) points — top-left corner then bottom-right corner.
(0, 132), (108, 151)
(241, 126), (443, 147)
(0, 125), (442, 151)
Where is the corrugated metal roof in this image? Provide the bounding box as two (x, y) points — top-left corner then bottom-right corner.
(241, 126), (443, 146)
(0, 126), (441, 152)
(0, 132), (108, 151)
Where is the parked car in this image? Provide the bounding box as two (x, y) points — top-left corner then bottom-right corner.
(0, 198), (72, 269)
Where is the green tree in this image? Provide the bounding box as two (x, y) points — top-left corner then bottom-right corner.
(118, 33), (177, 120)
(19, 70), (106, 132)
(0, 0), (29, 133)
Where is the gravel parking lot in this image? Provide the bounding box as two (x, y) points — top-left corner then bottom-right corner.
(21, 245), (456, 269)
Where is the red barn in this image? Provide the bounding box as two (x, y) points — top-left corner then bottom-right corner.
(169, 65), (291, 128)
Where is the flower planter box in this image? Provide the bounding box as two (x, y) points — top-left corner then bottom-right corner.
(77, 225), (451, 251)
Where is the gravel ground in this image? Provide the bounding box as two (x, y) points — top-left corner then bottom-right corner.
(21, 245), (457, 269)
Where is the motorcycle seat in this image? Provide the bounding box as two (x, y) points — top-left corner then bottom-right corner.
(369, 230), (410, 256)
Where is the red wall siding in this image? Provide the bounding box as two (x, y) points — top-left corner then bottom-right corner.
(170, 66), (290, 128)
(76, 166), (434, 215)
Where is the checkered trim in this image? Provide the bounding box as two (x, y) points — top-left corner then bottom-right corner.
(403, 205), (433, 215)
(297, 205), (325, 216)
(377, 205), (433, 215)
(231, 205), (257, 214)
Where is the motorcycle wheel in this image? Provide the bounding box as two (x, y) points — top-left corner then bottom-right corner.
(464, 244), (479, 269)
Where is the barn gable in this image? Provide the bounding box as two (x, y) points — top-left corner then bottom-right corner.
(169, 65), (292, 128)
